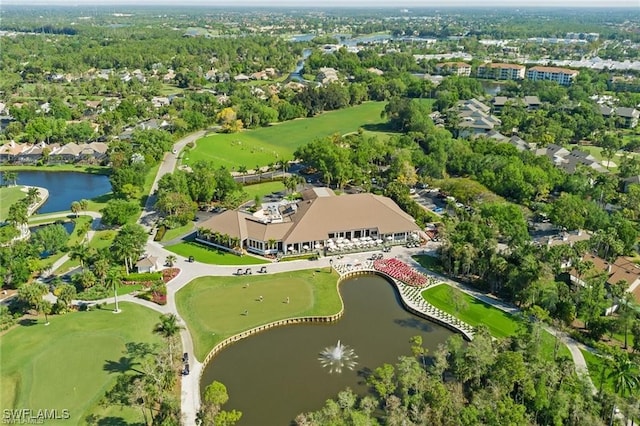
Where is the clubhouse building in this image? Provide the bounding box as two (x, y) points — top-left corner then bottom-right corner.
(196, 188), (422, 257)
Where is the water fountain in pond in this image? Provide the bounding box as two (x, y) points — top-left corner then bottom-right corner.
(318, 340), (358, 374)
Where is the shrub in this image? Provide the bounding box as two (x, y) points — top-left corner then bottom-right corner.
(124, 272), (162, 282)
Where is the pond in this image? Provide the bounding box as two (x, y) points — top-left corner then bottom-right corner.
(201, 274), (453, 425)
(14, 171), (111, 214)
(29, 221), (75, 235)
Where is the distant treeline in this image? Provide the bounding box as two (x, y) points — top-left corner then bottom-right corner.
(0, 25), (78, 35)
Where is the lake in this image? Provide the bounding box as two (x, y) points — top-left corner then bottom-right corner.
(201, 274), (453, 425)
(14, 171), (111, 214)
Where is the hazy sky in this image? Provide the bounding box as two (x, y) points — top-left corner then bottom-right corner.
(6, 0), (639, 7)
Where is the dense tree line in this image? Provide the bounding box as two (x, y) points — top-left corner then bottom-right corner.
(298, 327), (620, 425)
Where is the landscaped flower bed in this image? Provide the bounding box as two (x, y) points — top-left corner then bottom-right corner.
(373, 258), (428, 287)
(162, 268), (179, 283)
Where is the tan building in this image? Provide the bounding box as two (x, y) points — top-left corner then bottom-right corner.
(196, 188), (421, 256)
(477, 63), (525, 80)
(436, 62), (472, 77)
(526, 66), (578, 86)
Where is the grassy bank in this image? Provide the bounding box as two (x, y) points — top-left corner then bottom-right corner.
(0, 164), (110, 175)
(422, 284), (570, 359)
(176, 269), (342, 361)
(0, 186), (27, 221)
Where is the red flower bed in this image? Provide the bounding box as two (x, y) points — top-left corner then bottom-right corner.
(152, 293), (167, 305)
(162, 268), (180, 283)
(373, 258), (428, 287)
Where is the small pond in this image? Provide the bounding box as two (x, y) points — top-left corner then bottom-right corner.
(14, 171), (111, 214)
(201, 274), (453, 425)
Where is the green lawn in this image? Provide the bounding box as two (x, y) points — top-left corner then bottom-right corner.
(165, 241), (269, 265)
(161, 222), (195, 242)
(581, 349), (614, 394)
(423, 284), (519, 338)
(176, 269), (342, 360)
(0, 164), (110, 175)
(0, 186), (27, 221)
(185, 101), (388, 169)
(242, 181), (286, 202)
(0, 302), (162, 424)
(422, 284), (570, 359)
(412, 254), (444, 274)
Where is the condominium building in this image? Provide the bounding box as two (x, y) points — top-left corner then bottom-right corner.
(435, 62), (472, 77)
(477, 63), (525, 81)
(526, 66), (579, 86)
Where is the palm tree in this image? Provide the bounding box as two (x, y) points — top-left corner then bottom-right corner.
(92, 256), (110, 286)
(26, 187), (40, 205)
(154, 313), (184, 363)
(238, 165), (248, 184)
(70, 201), (81, 218)
(165, 255), (177, 267)
(608, 353), (640, 398)
(106, 267), (122, 314)
(2, 171), (17, 186)
(69, 243), (90, 272)
(17, 282), (49, 325)
(79, 199), (89, 215)
(618, 292), (640, 350)
(7, 202), (28, 226)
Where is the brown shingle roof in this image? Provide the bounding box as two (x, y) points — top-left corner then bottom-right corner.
(198, 210), (250, 240)
(282, 193), (419, 244)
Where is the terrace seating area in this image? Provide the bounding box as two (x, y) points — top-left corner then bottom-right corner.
(325, 236), (386, 254)
(373, 258), (429, 287)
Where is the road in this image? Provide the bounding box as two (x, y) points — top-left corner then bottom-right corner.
(139, 130), (206, 231)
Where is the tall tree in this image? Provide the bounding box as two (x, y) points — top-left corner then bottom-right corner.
(154, 313), (184, 364)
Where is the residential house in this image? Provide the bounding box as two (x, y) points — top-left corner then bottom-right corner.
(456, 99), (501, 138)
(317, 67), (339, 85)
(49, 142), (82, 163)
(599, 106), (639, 128)
(569, 253), (640, 311)
(284, 81), (306, 91)
(0, 141), (25, 163)
(367, 67), (384, 76)
(526, 66), (579, 86)
(163, 69), (176, 82)
(151, 97), (171, 108)
(623, 175), (640, 192)
(536, 144), (571, 167)
(616, 107), (639, 129)
(435, 62), (472, 77)
(492, 96), (542, 113)
(234, 73), (250, 82)
(136, 256), (159, 273)
(196, 188), (421, 257)
(250, 71), (269, 80)
(138, 119), (170, 131)
(477, 62), (525, 80)
(608, 76), (640, 93)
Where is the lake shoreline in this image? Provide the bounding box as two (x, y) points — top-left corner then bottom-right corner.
(0, 164), (111, 176)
